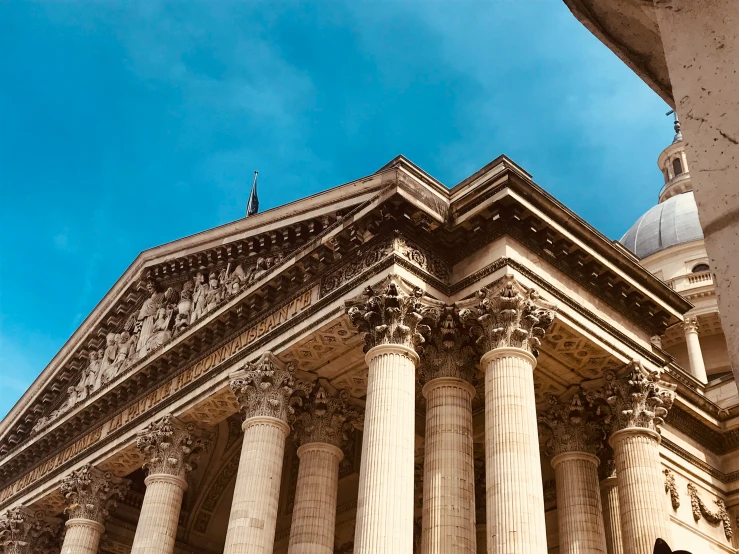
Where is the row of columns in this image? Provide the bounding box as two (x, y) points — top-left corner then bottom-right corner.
(0, 276), (678, 554)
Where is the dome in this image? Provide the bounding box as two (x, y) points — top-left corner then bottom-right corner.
(621, 191), (704, 259)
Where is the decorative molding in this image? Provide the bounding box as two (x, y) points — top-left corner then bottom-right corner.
(229, 352), (312, 423)
(136, 415), (209, 478)
(60, 464), (129, 524)
(686, 482), (733, 540)
(661, 437), (739, 484)
(457, 274), (556, 357)
(664, 469), (680, 510)
(587, 360), (676, 434)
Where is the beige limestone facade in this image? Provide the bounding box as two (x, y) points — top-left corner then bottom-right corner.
(1, 152), (738, 554)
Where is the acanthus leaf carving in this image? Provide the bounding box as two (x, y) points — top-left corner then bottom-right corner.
(229, 351), (312, 423)
(418, 306), (478, 383)
(0, 506), (61, 554)
(136, 414), (209, 479)
(587, 360), (676, 434)
(686, 482), (733, 540)
(538, 391), (603, 458)
(346, 275), (430, 353)
(457, 275), (556, 357)
(291, 385), (363, 449)
(60, 464), (130, 524)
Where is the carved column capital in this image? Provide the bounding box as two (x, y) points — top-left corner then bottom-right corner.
(291, 385), (362, 449)
(588, 360), (676, 435)
(346, 276), (430, 354)
(538, 392), (604, 458)
(60, 464), (129, 524)
(457, 275), (556, 357)
(0, 506), (61, 554)
(683, 316), (699, 334)
(136, 414), (208, 479)
(418, 306), (478, 383)
(229, 351), (312, 424)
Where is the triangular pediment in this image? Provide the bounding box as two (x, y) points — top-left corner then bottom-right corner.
(0, 154), (692, 485)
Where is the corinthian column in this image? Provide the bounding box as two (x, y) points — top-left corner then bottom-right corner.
(590, 362), (676, 554)
(683, 317), (708, 384)
(418, 307), (477, 554)
(288, 385), (361, 554)
(60, 464), (129, 554)
(459, 275), (555, 554)
(0, 506), (60, 554)
(347, 277), (429, 554)
(225, 352), (311, 554)
(539, 393), (607, 554)
(599, 453), (624, 554)
(131, 415), (208, 554)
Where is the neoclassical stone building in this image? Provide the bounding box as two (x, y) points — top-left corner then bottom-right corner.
(1, 141), (737, 554)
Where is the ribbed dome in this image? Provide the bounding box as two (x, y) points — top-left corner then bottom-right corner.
(621, 191), (704, 259)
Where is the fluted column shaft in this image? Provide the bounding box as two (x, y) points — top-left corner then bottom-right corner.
(287, 443), (343, 554)
(600, 476), (624, 554)
(420, 377), (476, 554)
(224, 416), (289, 554)
(684, 324), (708, 383)
(610, 429), (671, 554)
(62, 519), (104, 554)
(354, 344), (417, 554)
(551, 452), (607, 554)
(483, 347), (547, 554)
(130, 474), (187, 554)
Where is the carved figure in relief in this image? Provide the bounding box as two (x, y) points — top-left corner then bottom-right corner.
(114, 331), (137, 371)
(101, 332), (118, 373)
(190, 272), (208, 324)
(175, 281), (194, 334)
(250, 257), (270, 283)
(136, 280), (166, 352)
(145, 307), (174, 352)
(85, 350), (102, 393)
(203, 272), (224, 313)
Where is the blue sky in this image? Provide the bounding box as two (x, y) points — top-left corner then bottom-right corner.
(0, 1), (671, 419)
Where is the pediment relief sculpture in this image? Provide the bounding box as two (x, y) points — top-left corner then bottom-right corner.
(31, 254), (287, 435)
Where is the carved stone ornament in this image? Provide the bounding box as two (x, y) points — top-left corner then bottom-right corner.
(291, 385), (363, 448)
(0, 506), (60, 554)
(136, 414), (209, 478)
(457, 275), (556, 357)
(538, 392), (603, 457)
(686, 482), (733, 540)
(60, 464), (130, 524)
(31, 255), (289, 436)
(683, 316), (699, 334)
(229, 351), (312, 423)
(418, 306), (478, 383)
(587, 360), (676, 434)
(346, 275), (430, 353)
(664, 468), (680, 510)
